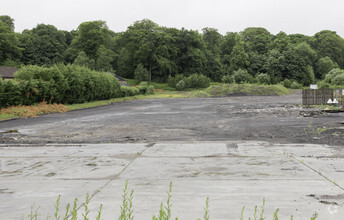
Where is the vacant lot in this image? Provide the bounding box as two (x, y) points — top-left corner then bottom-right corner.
(1, 94), (344, 219)
(0, 93), (343, 146)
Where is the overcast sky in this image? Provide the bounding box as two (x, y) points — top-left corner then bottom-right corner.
(1, 0), (344, 37)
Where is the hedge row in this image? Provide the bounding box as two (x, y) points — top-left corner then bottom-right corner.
(0, 64), (122, 107)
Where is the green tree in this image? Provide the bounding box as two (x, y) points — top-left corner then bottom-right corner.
(316, 56), (338, 79)
(266, 47), (314, 85)
(0, 15), (15, 30)
(294, 42), (316, 67)
(247, 52), (268, 76)
(117, 20), (179, 81)
(220, 32), (238, 68)
(202, 27), (222, 53)
(96, 46), (116, 72)
(73, 51), (95, 69)
(0, 20), (21, 64)
(202, 28), (224, 81)
(241, 27), (272, 54)
(269, 31), (290, 52)
(311, 30), (344, 68)
(19, 24), (67, 65)
(228, 39), (250, 73)
(71, 21), (110, 60)
(289, 33), (311, 45)
(134, 63), (150, 82)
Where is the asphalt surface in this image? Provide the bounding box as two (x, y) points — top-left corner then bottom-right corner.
(0, 94), (343, 145)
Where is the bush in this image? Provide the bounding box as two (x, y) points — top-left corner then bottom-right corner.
(137, 81), (154, 95)
(221, 74), (234, 84)
(167, 74), (186, 88)
(332, 74), (344, 85)
(232, 69), (252, 84)
(120, 86), (140, 97)
(184, 73), (210, 88)
(281, 79), (301, 88)
(290, 81), (303, 89)
(257, 73), (270, 85)
(167, 74), (211, 90)
(176, 80), (186, 91)
(317, 81), (330, 89)
(1, 64), (124, 107)
(324, 68), (344, 84)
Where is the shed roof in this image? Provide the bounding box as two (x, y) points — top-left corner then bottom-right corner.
(0, 66), (17, 79)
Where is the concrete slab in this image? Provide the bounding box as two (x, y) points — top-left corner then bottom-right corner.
(0, 142), (343, 219)
(0, 179), (107, 219)
(86, 179), (344, 220)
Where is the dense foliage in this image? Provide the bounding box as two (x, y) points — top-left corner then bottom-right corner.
(1, 15), (344, 101)
(1, 64), (122, 107)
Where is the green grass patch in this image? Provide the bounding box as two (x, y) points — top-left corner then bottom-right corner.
(0, 113), (18, 121)
(206, 84), (291, 96)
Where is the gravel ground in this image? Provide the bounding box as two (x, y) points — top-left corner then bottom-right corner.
(0, 93), (343, 146)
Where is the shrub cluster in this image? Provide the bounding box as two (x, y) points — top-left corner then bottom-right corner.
(1, 64), (122, 107)
(222, 69), (258, 85)
(120, 86), (140, 97)
(280, 78), (303, 89)
(136, 81), (154, 95)
(323, 68), (344, 86)
(167, 73), (210, 90)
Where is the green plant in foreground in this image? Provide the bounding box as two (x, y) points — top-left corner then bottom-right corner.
(153, 182), (176, 220)
(83, 193), (90, 220)
(54, 195), (61, 220)
(25, 182), (319, 220)
(27, 203), (40, 220)
(119, 180), (134, 220)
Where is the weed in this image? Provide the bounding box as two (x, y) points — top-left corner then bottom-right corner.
(273, 208), (279, 220)
(83, 193), (90, 220)
(96, 204), (103, 220)
(203, 197), (209, 220)
(28, 203), (40, 220)
(70, 198), (78, 220)
(24, 182), (320, 220)
(240, 206), (245, 220)
(4, 129), (18, 133)
(54, 195), (61, 220)
(316, 128), (328, 135)
(310, 212), (318, 220)
(119, 180), (134, 220)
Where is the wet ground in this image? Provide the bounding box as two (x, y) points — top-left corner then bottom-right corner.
(0, 94), (344, 219)
(0, 94), (343, 145)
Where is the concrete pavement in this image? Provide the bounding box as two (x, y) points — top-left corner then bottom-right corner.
(0, 142), (343, 219)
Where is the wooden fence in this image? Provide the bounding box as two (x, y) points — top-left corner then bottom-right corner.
(302, 88), (344, 105)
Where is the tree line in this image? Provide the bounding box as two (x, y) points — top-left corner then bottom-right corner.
(1, 15), (344, 87)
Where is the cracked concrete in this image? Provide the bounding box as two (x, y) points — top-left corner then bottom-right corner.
(0, 142), (344, 219)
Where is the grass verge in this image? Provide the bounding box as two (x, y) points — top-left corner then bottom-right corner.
(206, 84), (291, 96)
(0, 102), (68, 121)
